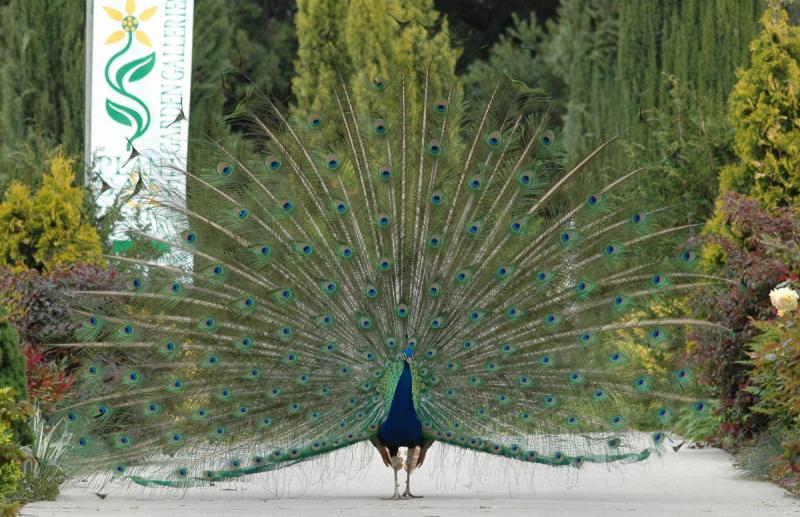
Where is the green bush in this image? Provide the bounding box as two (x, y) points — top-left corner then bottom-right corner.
(0, 308), (30, 446)
(0, 153), (104, 272)
(747, 314), (800, 429)
(0, 387), (30, 516)
(744, 308), (800, 494)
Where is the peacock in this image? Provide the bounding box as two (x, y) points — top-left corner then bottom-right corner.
(59, 61), (727, 500)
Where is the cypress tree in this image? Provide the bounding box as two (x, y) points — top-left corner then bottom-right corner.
(292, 0), (461, 117)
(0, 0), (85, 188)
(704, 4), (800, 264)
(292, 0), (348, 116)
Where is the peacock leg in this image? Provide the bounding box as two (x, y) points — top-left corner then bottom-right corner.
(382, 455), (404, 500)
(402, 446), (423, 498)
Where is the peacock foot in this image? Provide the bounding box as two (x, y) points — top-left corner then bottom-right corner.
(382, 463), (403, 500)
(402, 488), (423, 499)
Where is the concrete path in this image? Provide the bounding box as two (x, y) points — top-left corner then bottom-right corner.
(21, 444), (799, 516)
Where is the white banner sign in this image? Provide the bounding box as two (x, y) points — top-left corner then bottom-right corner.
(86, 0), (194, 245)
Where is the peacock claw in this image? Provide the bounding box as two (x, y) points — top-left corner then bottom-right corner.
(382, 464), (402, 500)
(402, 489), (423, 498)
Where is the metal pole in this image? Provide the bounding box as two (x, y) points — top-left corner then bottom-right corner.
(83, 0), (93, 188)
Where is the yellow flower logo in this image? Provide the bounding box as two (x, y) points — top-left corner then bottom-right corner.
(104, 0), (157, 47)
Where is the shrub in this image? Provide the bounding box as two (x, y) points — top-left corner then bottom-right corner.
(747, 314), (800, 430)
(0, 153), (103, 272)
(16, 405), (71, 504)
(0, 309), (31, 446)
(0, 388), (31, 516)
(744, 282), (800, 494)
(689, 192), (797, 444)
(0, 263), (116, 413)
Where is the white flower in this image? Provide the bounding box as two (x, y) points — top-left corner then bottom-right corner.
(769, 286), (798, 317)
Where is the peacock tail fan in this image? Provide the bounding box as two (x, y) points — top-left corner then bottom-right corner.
(59, 62), (731, 488)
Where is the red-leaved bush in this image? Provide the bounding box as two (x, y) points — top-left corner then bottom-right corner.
(689, 192), (798, 443)
(0, 263), (117, 411)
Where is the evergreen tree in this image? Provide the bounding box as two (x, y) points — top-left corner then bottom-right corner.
(543, 0), (760, 223)
(292, 0), (461, 118)
(189, 0), (235, 149)
(0, 153), (104, 272)
(0, 0), (85, 188)
(292, 0), (348, 116)
(704, 4), (800, 264)
(462, 12), (566, 117)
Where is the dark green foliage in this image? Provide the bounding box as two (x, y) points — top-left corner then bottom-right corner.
(481, 0), (761, 223)
(0, 307), (31, 445)
(0, 0), (85, 189)
(462, 13), (566, 117)
(189, 0), (297, 157)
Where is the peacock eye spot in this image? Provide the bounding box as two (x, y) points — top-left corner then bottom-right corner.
(606, 245), (615, 254)
(561, 232), (570, 242)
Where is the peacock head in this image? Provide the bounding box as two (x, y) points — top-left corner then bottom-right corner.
(402, 347), (415, 362)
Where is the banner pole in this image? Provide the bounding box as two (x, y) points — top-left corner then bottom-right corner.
(84, 0), (94, 188)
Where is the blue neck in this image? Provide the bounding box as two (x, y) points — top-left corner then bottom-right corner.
(378, 362), (422, 452)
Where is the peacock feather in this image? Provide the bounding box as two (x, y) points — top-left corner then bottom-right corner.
(60, 62), (729, 489)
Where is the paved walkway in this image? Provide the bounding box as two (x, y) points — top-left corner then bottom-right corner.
(21, 444), (799, 516)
